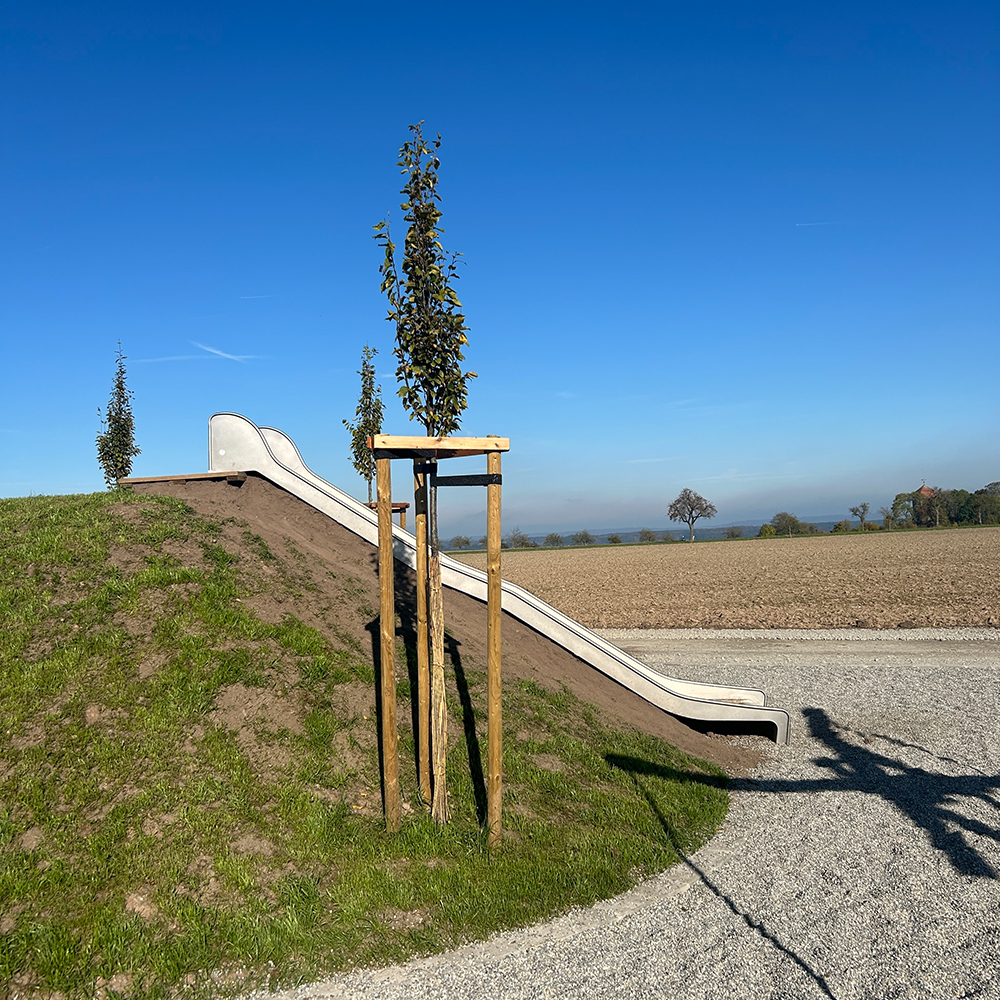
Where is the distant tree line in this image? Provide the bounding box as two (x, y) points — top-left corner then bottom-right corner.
(752, 479), (1000, 539)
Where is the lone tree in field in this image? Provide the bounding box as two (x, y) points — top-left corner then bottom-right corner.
(849, 502), (870, 532)
(96, 343), (140, 489)
(343, 344), (384, 503)
(374, 122), (477, 825)
(667, 488), (717, 542)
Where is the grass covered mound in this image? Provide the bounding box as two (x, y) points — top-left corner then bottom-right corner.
(0, 489), (729, 997)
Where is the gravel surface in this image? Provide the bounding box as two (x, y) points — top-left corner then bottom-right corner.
(254, 630), (1000, 1000)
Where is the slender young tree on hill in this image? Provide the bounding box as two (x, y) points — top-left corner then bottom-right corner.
(96, 343), (140, 489)
(343, 345), (384, 503)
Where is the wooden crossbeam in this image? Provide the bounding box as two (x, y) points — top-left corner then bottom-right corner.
(367, 434), (510, 459)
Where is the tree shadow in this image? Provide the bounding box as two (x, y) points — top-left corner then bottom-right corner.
(607, 758), (838, 1000)
(447, 630), (487, 825)
(727, 707), (1000, 880)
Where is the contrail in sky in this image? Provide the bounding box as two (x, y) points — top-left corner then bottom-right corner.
(192, 342), (258, 362)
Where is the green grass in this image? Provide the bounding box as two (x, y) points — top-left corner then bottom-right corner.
(0, 490), (729, 999)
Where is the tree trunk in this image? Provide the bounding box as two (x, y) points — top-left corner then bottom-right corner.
(428, 472), (449, 823)
(413, 463), (431, 804)
(689, 522), (695, 542)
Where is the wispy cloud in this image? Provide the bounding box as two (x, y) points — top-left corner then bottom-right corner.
(192, 342), (258, 362)
(134, 342), (261, 364)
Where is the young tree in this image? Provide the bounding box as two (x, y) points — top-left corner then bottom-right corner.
(849, 502), (870, 532)
(667, 488), (717, 542)
(95, 343), (141, 489)
(374, 122), (476, 436)
(374, 123), (478, 825)
(343, 345), (384, 503)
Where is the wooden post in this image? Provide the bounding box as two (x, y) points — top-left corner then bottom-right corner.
(413, 462), (431, 803)
(376, 457), (401, 833)
(428, 470), (449, 823)
(399, 508), (407, 532)
(486, 449), (502, 846)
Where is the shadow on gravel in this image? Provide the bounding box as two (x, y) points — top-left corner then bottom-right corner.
(730, 707), (1000, 880)
(608, 759), (838, 1000)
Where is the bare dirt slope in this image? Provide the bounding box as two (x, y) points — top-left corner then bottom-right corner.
(132, 474), (757, 773)
(456, 529), (1000, 629)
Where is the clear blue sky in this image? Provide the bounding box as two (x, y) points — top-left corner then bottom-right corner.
(2, 2), (997, 537)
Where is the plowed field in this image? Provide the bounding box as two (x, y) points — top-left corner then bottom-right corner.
(454, 528), (1000, 629)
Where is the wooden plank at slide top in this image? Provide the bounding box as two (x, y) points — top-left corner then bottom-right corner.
(118, 472), (247, 485)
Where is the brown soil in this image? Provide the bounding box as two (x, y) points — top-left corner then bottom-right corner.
(456, 530), (1000, 629)
(130, 475), (758, 774)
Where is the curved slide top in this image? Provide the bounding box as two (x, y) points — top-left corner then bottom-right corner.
(207, 413), (790, 743)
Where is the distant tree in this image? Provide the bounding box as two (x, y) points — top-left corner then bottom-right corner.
(450, 535), (471, 549)
(639, 528), (658, 543)
(757, 524), (776, 538)
(929, 488), (948, 528)
(608, 534), (622, 544)
(544, 533), (565, 546)
(879, 506), (895, 530)
(985, 482), (1000, 497)
(770, 512), (802, 538)
(724, 526), (743, 539)
(571, 530), (595, 545)
(661, 531), (676, 542)
(505, 526), (537, 548)
(343, 344), (384, 503)
(848, 502), (870, 532)
(667, 488), (717, 542)
(478, 536), (488, 548)
(831, 520), (853, 534)
(96, 343), (141, 489)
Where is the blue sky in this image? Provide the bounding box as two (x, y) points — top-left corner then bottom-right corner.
(2, 2), (997, 537)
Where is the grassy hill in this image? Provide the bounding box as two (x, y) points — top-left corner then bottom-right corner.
(0, 483), (733, 998)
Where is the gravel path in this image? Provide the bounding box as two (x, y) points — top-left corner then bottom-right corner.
(257, 629), (1000, 1000)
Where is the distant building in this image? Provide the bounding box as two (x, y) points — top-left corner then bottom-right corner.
(916, 484), (936, 498)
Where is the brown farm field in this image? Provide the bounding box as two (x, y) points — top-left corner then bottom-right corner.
(454, 527), (1000, 629)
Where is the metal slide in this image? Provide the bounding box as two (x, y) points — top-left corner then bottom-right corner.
(208, 413), (790, 742)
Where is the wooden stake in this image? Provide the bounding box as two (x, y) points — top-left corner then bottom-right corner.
(376, 457), (401, 833)
(413, 462), (431, 803)
(399, 508), (406, 532)
(486, 449), (502, 846)
(428, 475), (449, 823)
